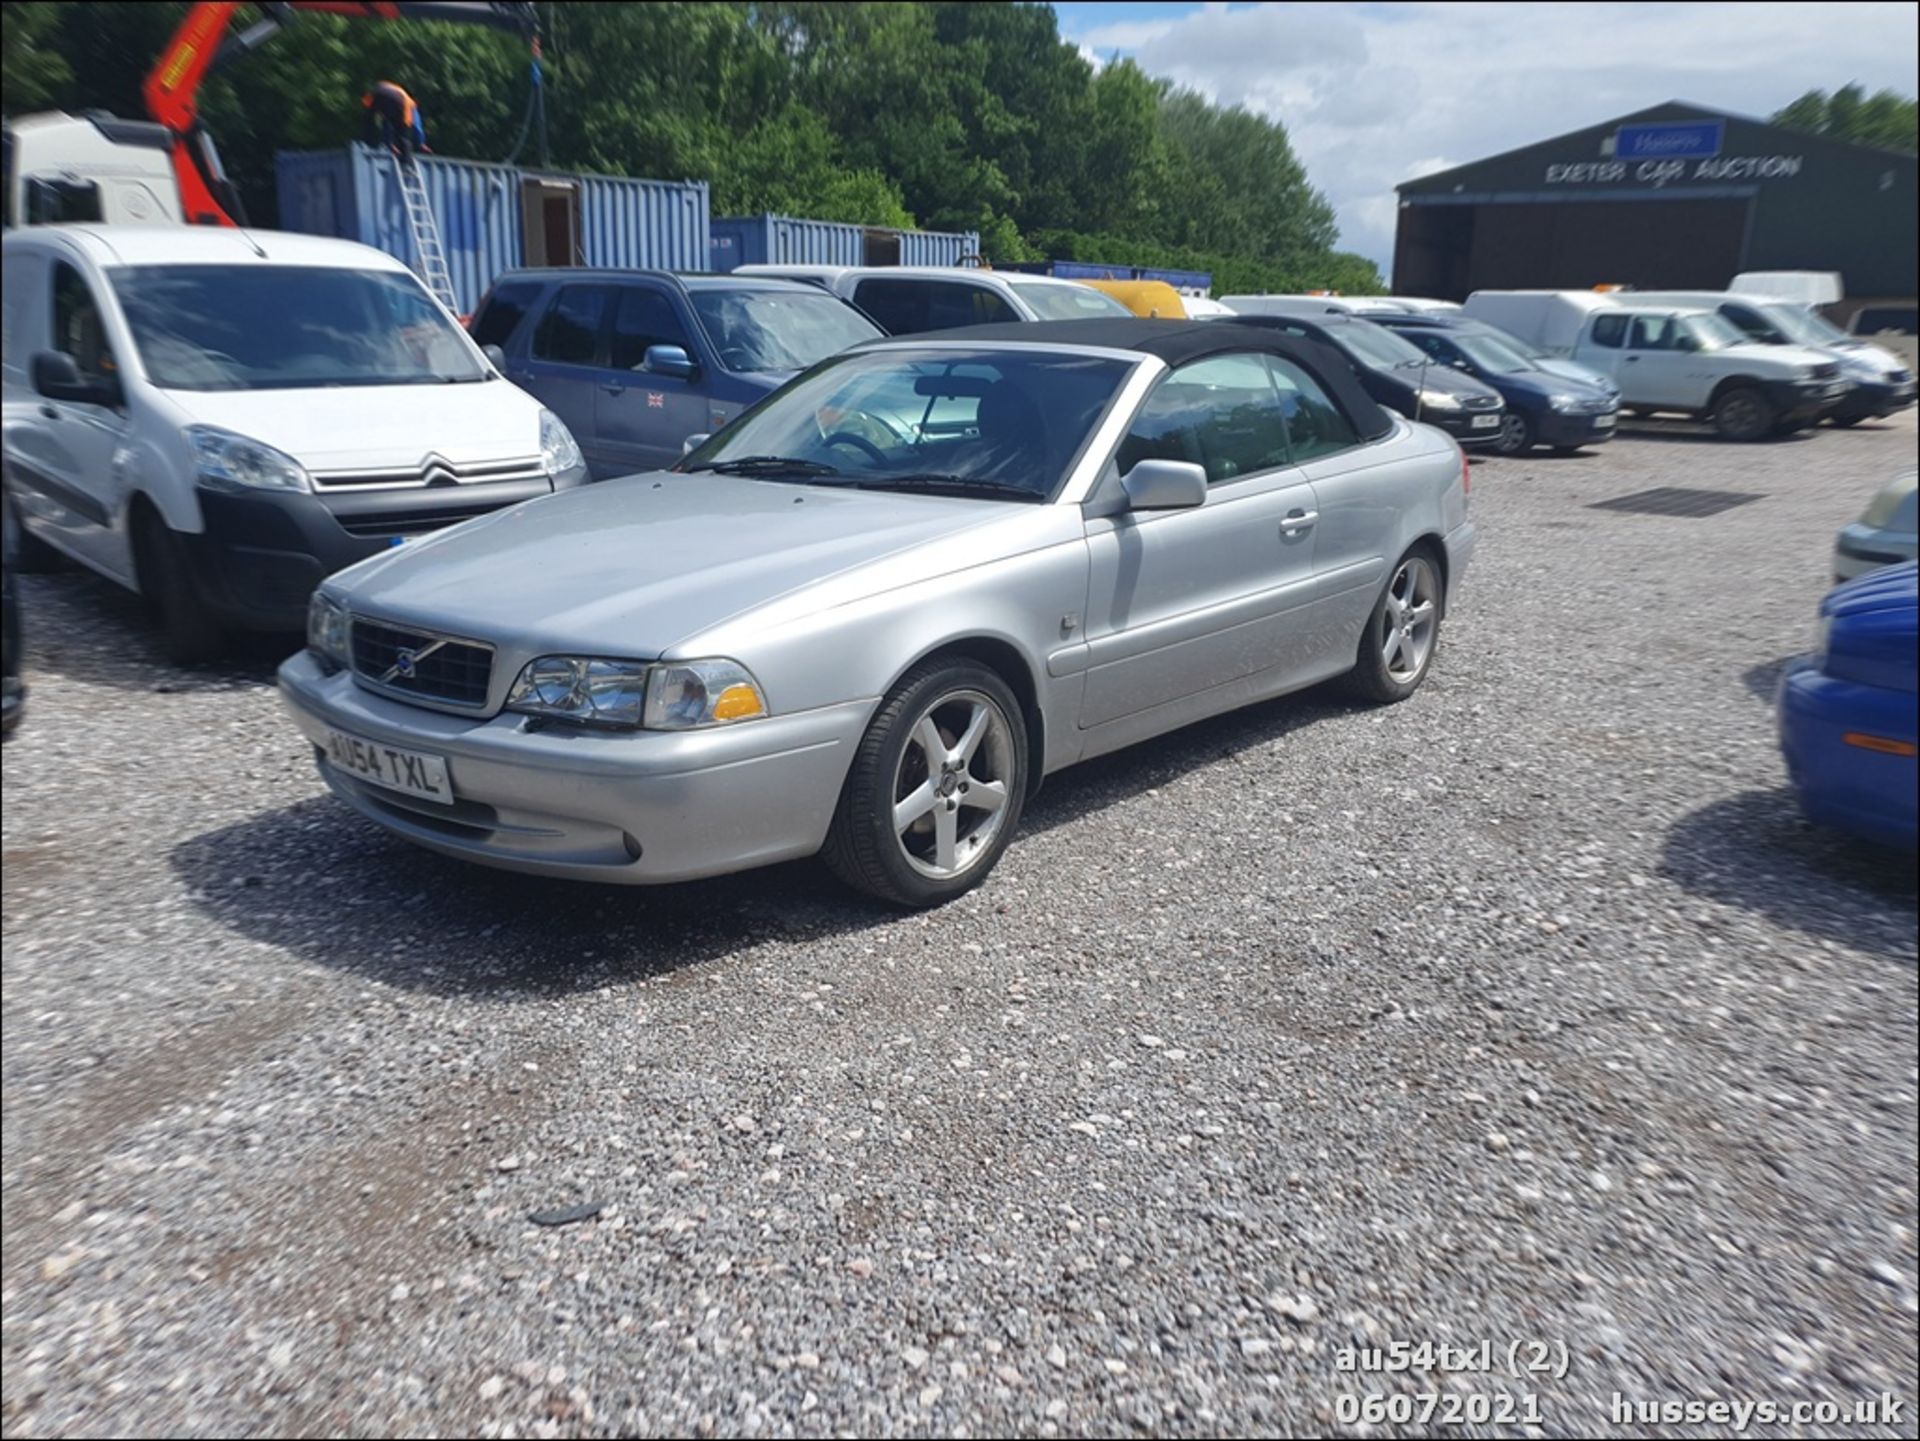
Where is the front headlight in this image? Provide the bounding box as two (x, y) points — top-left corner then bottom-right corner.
(507, 655), (652, 728)
(1841, 354), (1887, 381)
(307, 590), (349, 665)
(1813, 614), (1833, 665)
(1548, 393), (1580, 412)
(187, 425), (310, 493)
(1416, 388), (1462, 411)
(539, 409), (585, 478)
(645, 659), (767, 730)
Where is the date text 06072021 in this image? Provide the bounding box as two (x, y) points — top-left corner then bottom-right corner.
(1335, 1339), (1569, 1379)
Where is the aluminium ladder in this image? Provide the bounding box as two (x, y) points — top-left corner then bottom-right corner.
(391, 151), (458, 313)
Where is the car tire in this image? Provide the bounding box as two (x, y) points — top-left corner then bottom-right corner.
(1491, 413), (1533, 455)
(823, 660), (1028, 908)
(134, 509), (226, 665)
(1345, 547), (1443, 705)
(1827, 414), (1866, 427)
(4, 492), (67, 574)
(1710, 386), (1775, 442)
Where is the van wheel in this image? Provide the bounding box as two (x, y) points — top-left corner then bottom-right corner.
(1711, 387), (1774, 442)
(4, 493), (67, 573)
(823, 660), (1027, 908)
(134, 510), (226, 665)
(1346, 548), (1443, 704)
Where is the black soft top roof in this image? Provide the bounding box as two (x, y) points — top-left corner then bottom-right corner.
(902, 317), (1394, 441)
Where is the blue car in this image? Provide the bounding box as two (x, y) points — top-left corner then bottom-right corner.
(1375, 314), (1619, 456)
(470, 270), (882, 479)
(1778, 561), (1918, 849)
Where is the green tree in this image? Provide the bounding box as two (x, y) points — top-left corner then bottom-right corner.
(1772, 84), (1918, 152)
(1, 0), (73, 113)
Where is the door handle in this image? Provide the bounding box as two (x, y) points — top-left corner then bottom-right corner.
(1623, 355), (1640, 363)
(601, 384), (625, 396)
(1281, 508), (1317, 537)
(39, 405), (60, 420)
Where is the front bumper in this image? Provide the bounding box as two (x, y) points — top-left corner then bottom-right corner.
(1762, 378), (1850, 423)
(1832, 376), (1917, 421)
(278, 650), (871, 884)
(1422, 407), (1506, 448)
(187, 475), (573, 632)
(1534, 408), (1617, 447)
(1777, 656), (1918, 849)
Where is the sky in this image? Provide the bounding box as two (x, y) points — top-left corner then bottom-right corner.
(1051, 1), (1920, 272)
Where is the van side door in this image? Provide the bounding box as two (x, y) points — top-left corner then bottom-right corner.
(521, 282), (615, 476)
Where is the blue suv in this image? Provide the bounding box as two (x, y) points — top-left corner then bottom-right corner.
(471, 270), (882, 478)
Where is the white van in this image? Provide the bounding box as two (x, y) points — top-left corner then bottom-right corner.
(1222, 294), (1413, 318)
(2, 225), (587, 661)
(1463, 291), (1848, 440)
(733, 264), (1133, 330)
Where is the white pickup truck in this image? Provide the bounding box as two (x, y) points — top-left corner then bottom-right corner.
(1463, 291), (1848, 440)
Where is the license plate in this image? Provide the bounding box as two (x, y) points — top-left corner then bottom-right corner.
(1593, 413), (1616, 429)
(1470, 413), (1499, 429)
(324, 727), (451, 803)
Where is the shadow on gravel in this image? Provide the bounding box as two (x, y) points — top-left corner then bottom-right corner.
(1612, 424), (1817, 446)
(19, 572), (290, 692)
(1743, 656), (1795, 703)
(168, 798), (881, 997)
(1658, 787), (1918, 962)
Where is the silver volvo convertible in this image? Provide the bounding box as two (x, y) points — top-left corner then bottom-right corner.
(280, 318), (1475, 906)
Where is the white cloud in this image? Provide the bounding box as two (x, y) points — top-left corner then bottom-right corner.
(1060, 1), (1920, 273)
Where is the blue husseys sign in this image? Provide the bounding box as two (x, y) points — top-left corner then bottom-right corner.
(1614, 121), (1724, 160)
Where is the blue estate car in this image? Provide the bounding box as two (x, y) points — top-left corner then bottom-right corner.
(1778, 561), (1918, 849)
(470, 270), (882, 479)
(1374, 314), (1619, 456)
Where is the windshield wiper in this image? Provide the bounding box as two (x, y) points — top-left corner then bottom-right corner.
(685, 455), (843, 477)
(848, 473), (1044, 502)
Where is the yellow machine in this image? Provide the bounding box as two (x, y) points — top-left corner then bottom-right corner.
(1080, 279), (1189, 318)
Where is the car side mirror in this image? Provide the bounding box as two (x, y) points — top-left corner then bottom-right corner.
(481, 343), (507, 370)
(681, 433), (710, 456)
(1121, 459), (1207, 511)
(1676, 334), (1700, 352)
(31, 351), (118, 407)
(643, 344), (696, 379)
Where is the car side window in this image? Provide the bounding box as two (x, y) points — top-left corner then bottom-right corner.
(1720, 303), (1778, 342)
(609, 286), (695, 371)
(923, 282), (1016, 330)
(532, 284), (611, 365)
(1116, 352), (1293, 485)
(470, 280), (544, 349)
(1588, 314), (1627, 349)
(1264, 354), (1360, 462)
(852, 279), (929, 335)
(1627, 314), (1676, 351)
(1856, 306), (1918, 337)
(52, 261), (116, 386)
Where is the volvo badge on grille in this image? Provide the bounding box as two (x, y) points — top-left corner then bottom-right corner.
(382, 638), (445, 683)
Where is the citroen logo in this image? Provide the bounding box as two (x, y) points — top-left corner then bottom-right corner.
(381, 639), (444, 684)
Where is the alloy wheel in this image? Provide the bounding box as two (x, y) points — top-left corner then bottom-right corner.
(890, 688), (1016, 880)
(1382, 556), (1439, 682)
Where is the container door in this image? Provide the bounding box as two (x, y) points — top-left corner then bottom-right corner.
(594, 285), (707, 476)
(520, 180), (580, 267)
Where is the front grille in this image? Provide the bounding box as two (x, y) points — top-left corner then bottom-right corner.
(1461, 394), (1502, 410)
(350, 617), (494, 709)
(1810, 362), (1839, 380)
(336, 498), (520, 539)
(1567, 395), (1615, 415)
(311, 454), (546, 491)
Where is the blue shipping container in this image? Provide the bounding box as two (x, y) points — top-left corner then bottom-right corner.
(710, 214), (865, 271)
(275, 147), (711, 313)
(896, 228), (982, 268)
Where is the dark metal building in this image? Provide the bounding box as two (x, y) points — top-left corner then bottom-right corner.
(1393, 101), (1917, 300)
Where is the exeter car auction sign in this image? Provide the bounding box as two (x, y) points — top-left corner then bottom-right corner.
(1544, 121), (1801, 188)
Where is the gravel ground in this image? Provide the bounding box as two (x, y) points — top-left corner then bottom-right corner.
(4, 412), (1917, 1439)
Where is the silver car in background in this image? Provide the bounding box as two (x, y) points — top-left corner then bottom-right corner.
(280, 318), (1474, 906)
(1835, 468), (1918, 583)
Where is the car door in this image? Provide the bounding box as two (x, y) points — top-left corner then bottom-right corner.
(1577, 312), (1631, 392)
(521, 282), (614, 475)
(6, 259), (132, 577)
(1079, 352), (1322, 729)
(594, 283), (708, 475)
(1618, 312), (1700, 408)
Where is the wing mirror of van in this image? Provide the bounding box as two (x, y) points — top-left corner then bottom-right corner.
(681, 433), (711, 456)
(31, 351), (119, 408)
(481, 343), (507, 371)
(1121, 459), (1207, 511)
(643, 344), (697, 379)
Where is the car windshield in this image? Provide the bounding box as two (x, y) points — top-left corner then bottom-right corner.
(1685, 312), (1748, 351)
(1332, 319), (1430, 369)
(690, 288), (882, 373)
(1760, 302), (1847, 346)
(1006, 281), (1134, 321)
(1449, 331), (1536, 373)
(111, 264), (486, 391)
(683, 346), (1131, 502)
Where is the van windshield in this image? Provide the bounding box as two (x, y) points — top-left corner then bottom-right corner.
(111, 264), (487, 391)
(1760, 302), (1847, 346)
(689, 288), (882, 373)
(1333, 319), (1430, 369)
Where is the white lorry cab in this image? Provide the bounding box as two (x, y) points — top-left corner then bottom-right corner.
(3, 112), (186, 227)
(1462, 291), (1848, 441)
(2, 225), (587, 662)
